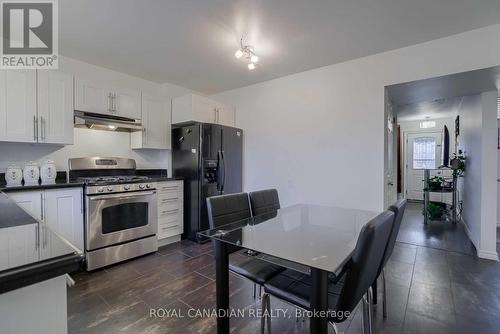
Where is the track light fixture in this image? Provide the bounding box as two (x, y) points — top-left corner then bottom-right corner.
(235, 37), (259, 70)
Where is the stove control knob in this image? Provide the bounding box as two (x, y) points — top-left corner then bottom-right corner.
(139, 184), (145, 189)
(146, 183), (152, 189)
(107, 186), (113, 192)
(124, 184), (130, 191)
(97, 187), (104, 193)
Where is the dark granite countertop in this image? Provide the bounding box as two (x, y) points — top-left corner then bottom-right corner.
(135, 169), (183, 182)
(0, 193), (84, 294)
(0, 171), (84, 193)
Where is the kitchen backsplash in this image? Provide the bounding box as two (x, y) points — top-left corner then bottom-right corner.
(0, 128), (170, 174)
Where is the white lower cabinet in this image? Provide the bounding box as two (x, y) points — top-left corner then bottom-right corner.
(0, 224), (38, 271)
(7, 187), (84, 258)
(156, 181), (183, 240)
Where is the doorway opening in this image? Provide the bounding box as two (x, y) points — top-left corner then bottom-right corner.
(384, 66), (499, 259)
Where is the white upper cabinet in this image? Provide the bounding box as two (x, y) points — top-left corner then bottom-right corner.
(0, 70), (37, 143)
(216, 102), (236, 127)
(131, 93), (171, 149)
(37, 71), (74, 145)
(74, 77), (141, 119)
(0, 69), (74, 145)
(113, 87), (141, 119)
(74, 78), (110, 115)
(172, 94), (235, 126)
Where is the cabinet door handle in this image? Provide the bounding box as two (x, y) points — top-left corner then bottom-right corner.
(35, 224), (39, 250)
(107, 93), (112, 112)
(33, 115), (37, 141)
(41, 116), (45, 141)
(113, 93), (117, 112)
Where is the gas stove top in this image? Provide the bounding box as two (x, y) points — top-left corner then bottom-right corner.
(76, 175), (150, 186)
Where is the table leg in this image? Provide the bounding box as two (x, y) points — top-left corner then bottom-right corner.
(215, 240), (229, 334)
(310, 268), (328, 334)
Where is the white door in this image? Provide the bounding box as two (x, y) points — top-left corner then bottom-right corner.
(192, 94), (217, 123)
(113, 88), (141, 119)
(217, 103), (235, 126)
(74, 78), (111, 115)
(406, 132), (442, 200)
(141, 93), (170, 149)
(37, 70), (74, 144)
(7, 191), (43, 220)
(42, 188), (84, 258)
(0, 70), (37, 143)
(0, 224), (38, 271)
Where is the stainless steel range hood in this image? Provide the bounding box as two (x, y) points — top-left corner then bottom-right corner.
(74, 111), (142, 132)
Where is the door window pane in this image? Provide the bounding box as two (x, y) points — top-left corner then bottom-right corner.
(413, 137), (436, 169)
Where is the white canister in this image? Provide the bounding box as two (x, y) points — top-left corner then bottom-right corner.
(23, 161), (40, 185)
(5, 164), (23, 187)
(41, 160), (57, 184)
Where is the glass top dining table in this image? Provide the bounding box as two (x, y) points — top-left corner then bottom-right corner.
(198, 203), (381, 334)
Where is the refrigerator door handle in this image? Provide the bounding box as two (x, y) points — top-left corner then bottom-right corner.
(217, 150), (223, 192)
(221, 150), (226, 192)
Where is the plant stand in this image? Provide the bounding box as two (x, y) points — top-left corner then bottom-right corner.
(423, 169), (458, 224)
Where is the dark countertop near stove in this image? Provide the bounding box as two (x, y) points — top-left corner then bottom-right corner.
(0, 192), (83, 294)
(0, 171), (84, 192)
(136, 169), (183, 182)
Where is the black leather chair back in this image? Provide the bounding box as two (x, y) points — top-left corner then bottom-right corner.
(206, 193), (251, 229)
(382, 199), (407, 268)
(249, 189), (280, 216)
(334, 210), (394, 319)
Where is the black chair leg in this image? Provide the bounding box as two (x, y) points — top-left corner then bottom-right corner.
(371, 279), (378, 305)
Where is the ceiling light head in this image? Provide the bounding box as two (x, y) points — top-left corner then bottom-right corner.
(235, 36), (259, 70)
(234, 49), (244, 59)
(108, 125), (117, 130)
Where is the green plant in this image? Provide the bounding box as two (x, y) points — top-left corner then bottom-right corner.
(427, 176), (444, 190)
(427, 202), (445, 220)
(450, 150), (466, 176)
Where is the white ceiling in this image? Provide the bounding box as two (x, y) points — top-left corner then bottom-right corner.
(397, 98), (463, 122)
(60, 0), (500, 94)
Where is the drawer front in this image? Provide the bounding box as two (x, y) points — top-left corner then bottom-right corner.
(157, 181), (183, 194)
(158, 224), (181, 239)
(156, 181), (183, 240)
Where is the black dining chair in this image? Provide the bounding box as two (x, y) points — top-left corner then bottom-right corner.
(260, 210), (395, 334)
(371, 198), (407, 318)
(206, 193), (286, 298)
(249, 189), (280, 216)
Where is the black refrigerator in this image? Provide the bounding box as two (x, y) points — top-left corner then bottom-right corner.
(172, 122), (243, 242)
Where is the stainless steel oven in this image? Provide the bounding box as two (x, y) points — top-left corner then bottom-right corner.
(86, 189), (157, 251)
(69, 157), (160, 270)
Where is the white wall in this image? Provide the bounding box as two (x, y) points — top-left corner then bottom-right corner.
(457, 95), (483, 251)
(0, 56), (194, 175)
(479, 91), (498, 259)
(212, 24), (500, 258)
(212, 23), (500, 213)
(457, 93), (498, 260)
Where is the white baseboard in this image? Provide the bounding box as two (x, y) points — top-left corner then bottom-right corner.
(461, 218), (499, 261)
(477, 249), (499, 261)
(157, 234), (181, 247)
(460, 218), (479, 250)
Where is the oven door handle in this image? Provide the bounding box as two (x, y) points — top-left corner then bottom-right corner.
(88, 191), (156, 201)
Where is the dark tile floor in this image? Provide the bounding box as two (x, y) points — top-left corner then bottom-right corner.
(68, 206), (500, 334)
(396, 202), (476, 255)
